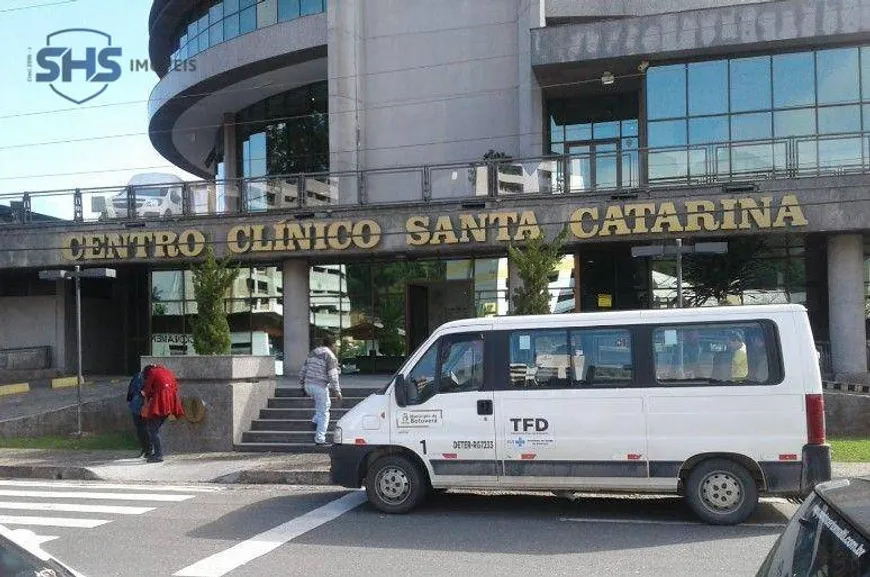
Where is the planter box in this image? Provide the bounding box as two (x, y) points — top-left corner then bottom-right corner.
(140, 356), (275, 453)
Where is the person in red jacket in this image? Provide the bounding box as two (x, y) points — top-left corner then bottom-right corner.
(141, 364), (185, 463)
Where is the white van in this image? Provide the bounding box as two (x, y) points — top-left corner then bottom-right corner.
(330, 304), (832, 525)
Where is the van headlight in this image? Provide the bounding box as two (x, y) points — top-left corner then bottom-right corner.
(333, 427), (342, 444)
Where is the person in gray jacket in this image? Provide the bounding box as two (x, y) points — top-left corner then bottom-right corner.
(299, 335), (343, 445)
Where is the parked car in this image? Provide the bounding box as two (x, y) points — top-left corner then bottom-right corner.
(756, 476), (869, 576)
(0, 524), (84, 576)
(91, 173), (184, 219)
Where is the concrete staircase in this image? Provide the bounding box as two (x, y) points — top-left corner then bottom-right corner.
(235, 386), (381, 453)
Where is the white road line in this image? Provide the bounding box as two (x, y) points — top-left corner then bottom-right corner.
(0, 502), (155, 515)
(0, 490), (194, 502)
(560, 517), (786, 528)
(0, 480), (223, 493)
(174, 491), (367, 577)
(0, 515), (109, 529)
(6, 529), (58, 546)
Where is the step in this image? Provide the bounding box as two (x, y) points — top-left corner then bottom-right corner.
(250, 419), (334, 432)
(234, 442), (331, 454)
(267, 397), (367, 409)
(274, 387), (381, 398)
(242, 430), (334, 444)
(259, 407), (351, 420)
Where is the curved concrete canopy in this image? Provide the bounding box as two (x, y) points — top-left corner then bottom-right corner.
(148, 12), (327, 177)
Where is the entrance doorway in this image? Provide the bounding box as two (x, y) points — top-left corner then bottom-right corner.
(406, 279), (475, 352)
(567, 139), (623, 192)
(578, 245), (649, 312)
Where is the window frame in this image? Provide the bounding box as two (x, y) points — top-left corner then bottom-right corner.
(644, 318), (784, 388)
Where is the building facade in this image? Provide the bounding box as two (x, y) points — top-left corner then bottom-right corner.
(1, 0), (869, 381)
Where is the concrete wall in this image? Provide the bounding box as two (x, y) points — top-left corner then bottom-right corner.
(0, 296), (64, 371)
(329, 0), (525, 182)
(825, 392), (870, 437)
(0, 396), (130, 439)
(546, 0), (776, 21)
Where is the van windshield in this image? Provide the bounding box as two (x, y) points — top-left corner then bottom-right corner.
(757, 492), (869, 577)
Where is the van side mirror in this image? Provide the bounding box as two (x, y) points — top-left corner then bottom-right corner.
(394, 374), (407, 407)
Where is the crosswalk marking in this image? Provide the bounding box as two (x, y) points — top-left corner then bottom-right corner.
(0, 501), (155, 515)
(174, 491), (367, 577)
(0, 489), (195, 502)
(0, 515), (109, 529)
(0, 480), (223, 493)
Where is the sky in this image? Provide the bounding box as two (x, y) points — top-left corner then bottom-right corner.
(0, 0), (199, 217)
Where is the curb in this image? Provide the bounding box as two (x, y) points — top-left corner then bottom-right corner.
(0, 465), (100, 481)
(0, 383), (30, 397)
(212, 469), (332, 485)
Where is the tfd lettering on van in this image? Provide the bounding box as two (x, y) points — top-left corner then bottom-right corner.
(510, 418), (549, 433)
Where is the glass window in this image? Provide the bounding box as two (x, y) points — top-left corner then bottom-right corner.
(593, 121), (620, 140)
(818, 105), (861, 134)
(301, 0), (323, 15)
(509, 330), (570, 389)
(258, 0), (278, 27)
(438, 335), (484, 394)
(565, 123), (591, 142)
(817, 47), (860, 105)
(730, 56), (772, 113)
(209, 2), (224, 22)
(225, 0), (240, 13)
(152, 270), (185, 301)
(569, 328), (633, 386)
(621, 119), (638, 137)
(240, 5), (257, 33)
(689, 115), (729, 144)
(818, 137), (863, 170)
(774, 108), (816, 137)
(865, 104), (870, 130)
(225, 13), (240, 39)
(689, 60), (728, 116)
(773, 52), (815, 108)
(653, 322), (775, 385)
(863, 46), (870, 101)
(279, 0), (300, 20)
(210, 22), (224, 45)
(648, 150), (688, 181)
(648, 119), (687, 148)
(187, 21), (198, 40)
(241, 0), (257, 7)
(406, 342), (438, 405)
(647, 64), (686, 119)
(197, 14), (210, 48)
(731, 112), (772, 141)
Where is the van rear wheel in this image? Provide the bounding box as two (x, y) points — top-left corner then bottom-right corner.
(685, 458), (758, 525)
(365, 454), (427, 514)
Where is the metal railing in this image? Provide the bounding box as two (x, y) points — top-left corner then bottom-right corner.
(2, 131), (869, 225)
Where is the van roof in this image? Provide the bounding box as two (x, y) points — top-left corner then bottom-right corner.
(437, 304), (807, 332)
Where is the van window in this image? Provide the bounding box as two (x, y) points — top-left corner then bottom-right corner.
(508, 328), (633, 388)
(404, 334), (484, 405)
(653, 321), (777, 385)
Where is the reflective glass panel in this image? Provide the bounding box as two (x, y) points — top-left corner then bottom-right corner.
(817, 47), (860, 105)
(818, 105), (861, 134)
(773, 52), (815, 108)
(648, 119), (687, 147)
(593, 121), (620, 140)
(730, 56), (772, 113)
(774, 108), (816, 137)
(225, 13), (240, 39)
(301, 0), (323, 15)
(279, 0), (301, 21)
(863, 47), (870, 101)
(225, 0), (240, 13)
(258, 0), (278, 27)
(731, 112), (772, 141)
(647, 64), (686, 119)
(240, 5), (257, 33)
(689, 60), (728, 116)
(689, 115), (729, 144)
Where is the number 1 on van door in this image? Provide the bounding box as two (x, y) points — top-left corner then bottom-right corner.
(420, 440), (427, 455)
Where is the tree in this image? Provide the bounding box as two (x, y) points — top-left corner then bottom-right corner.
(681, 238), (771, 306)
(508, 227), (569, 315)
(190, 246), (239, 355)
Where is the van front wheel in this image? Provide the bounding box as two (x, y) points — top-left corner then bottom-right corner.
(685, 459), (758, 525)
(365, 454), (427, 514)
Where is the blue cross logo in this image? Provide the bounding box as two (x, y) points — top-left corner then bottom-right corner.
(515, 437), (526, 447)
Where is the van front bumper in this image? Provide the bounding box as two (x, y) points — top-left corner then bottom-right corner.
(330, 443), (376, 488)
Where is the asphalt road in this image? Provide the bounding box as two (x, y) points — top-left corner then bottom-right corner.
(0, 480), (796, 577)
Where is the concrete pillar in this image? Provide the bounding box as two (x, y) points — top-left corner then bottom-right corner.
(54, 280), (68, 373)
(222, 112), (239, 212)
(283, 260), (311, 377)
(827, 234), (867, 377)
(517, 0), (545, 158)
